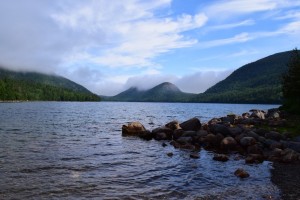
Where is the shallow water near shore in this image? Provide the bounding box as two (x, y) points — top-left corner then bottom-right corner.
(0, 102), (281, 199)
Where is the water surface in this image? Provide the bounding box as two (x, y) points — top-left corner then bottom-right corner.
(0, 102), (280, 199)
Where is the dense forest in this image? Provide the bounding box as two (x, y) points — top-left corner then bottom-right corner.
(0, 68), (100, 101)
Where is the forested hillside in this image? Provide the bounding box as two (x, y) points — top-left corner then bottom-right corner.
(0, 68), (100, 101)
(192, 50), (297, 104)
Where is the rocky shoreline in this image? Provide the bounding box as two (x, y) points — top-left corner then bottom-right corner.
(122, 108), (300, 198)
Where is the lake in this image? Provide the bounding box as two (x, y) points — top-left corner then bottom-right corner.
(0, 102), (281, 199)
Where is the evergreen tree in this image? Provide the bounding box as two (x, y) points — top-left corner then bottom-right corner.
(282, 48), (300, 113)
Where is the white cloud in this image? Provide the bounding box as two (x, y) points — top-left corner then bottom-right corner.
(207, 20), (255, 31)
(199, 33), (252, 48)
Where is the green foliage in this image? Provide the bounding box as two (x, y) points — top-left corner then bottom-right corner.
(0, 68), (100, 101)
(197, 50), (298, 104)
(282, 48), (300, 114)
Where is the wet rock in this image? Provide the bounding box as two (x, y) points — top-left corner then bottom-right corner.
(220, 137), (237, 151)
(155, 132), (168, 140)
(245, 154), (264, 164)
(173, 129), (184, 140)
(293, 136), (300, 142)
(263, 139), (282, 149)
(240, 137), (256, 147)
(253, 128), (269, 137)
(265, 131), (283, 141)
(281, 141), (300, 153)
(165, 120), (181, 130)
(122, 122), (147, 136)
(209, 124), (231, 137)
(162, 142), (168, 147)
(247, 144), (263, 155)
(170, 141), (181, 148)
(281, 148), (300, 163)
(213, 154), (229, 162)
(167, 152), (173, 157)
(190, 153), (200, 159)
(176, 136), (193, 145)
(228, 126), (243, 137)
(152, 126), (173, 140)
(196, 130), (208, 138)
(234, 168), (250, 178)
(138, 130), (153, 140)
(182, 131), (198, 137)
(180, 117), (201, 131)
(208, 118), (222, 125)
(246, 131), (260, 141)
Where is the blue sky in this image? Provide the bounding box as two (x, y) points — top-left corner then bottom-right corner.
(0, 0), (300, 95)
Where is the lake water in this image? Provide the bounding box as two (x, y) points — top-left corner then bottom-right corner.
(0, 102), (281, 199)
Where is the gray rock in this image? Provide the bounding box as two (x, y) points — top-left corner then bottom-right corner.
(209, 124), (231, 137)
(176, 136), (193, 145)
(281, 148), (300, 163)
(240, 137), (256, 147)
(281, 141), (300, 153)
(228, 126), (243, 137)
(265, 131), (283, 141)
(221, 137), (237, 151)
(213, 154), (229, 162)
(250, 109), (265, 119)
(152, 126), (173, 140)
(180, 117), (201, 131)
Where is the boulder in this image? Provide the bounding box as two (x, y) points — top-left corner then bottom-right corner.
(246, 131), (260, 141)
(167, 152), (173, 157)
(281, 141), (300, 153)
(247, 144), (263, 155)
(208, 118), (222, 125)
(165, 120), (181, 130)
(234, 168), (250, 178)
(180, 117), (201, 131)
(152, 126), (173, 140)
(155, 132), (168, 140)
(176, 136), (193, 145)
(213, 154), (229, 162)
(220, 137), (237, 151)
(190, 153), (200, 159)
(245, 154), (264, 164)
(281, 148), (300, 163)
(265, 131), (283, 141)
(138, 130), (153, 140)
(240, 137), (256, 147)
(228, 126), (243, 137)
(209, 124), (231, 137)
(242, 112), (250, 119)
(122, 122), (147, 136)
(267, 108), (280, 119)
(182, 131), (198, 137)
(250, 109), (265, 119)
(196, 130), (208, 138)
(173, 129), (184, 140)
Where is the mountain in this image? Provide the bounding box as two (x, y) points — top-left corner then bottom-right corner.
(192, 50), (297, 104)
(105, 50), (295, 104)
(107, 82), (195, 102)
(0, 68), (100, 101)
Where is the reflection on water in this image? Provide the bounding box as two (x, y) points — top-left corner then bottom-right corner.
(0, 102), (280, 199)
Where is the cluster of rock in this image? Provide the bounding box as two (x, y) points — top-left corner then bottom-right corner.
(122, 108), (300, 170)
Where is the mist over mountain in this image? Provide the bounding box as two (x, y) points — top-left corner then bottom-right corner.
(105, 50), (296, 104)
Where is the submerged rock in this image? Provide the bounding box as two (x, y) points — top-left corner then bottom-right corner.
(213, 154), (229, 162)
(234, 168), (250, 178)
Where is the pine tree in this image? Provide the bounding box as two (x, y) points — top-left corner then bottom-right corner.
(282, 48), (300, 113)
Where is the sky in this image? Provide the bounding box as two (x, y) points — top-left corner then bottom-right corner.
(0, 0), (300, 96)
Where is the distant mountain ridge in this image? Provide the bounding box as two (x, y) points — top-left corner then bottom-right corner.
(0, 67), (100, 101)
(107, 82), (195, 102)
(105, 50), (296, 104)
